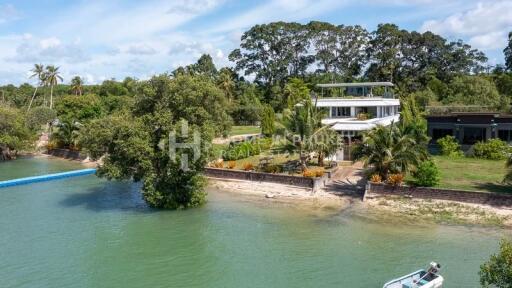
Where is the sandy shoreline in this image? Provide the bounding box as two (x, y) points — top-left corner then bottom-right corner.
(208, 177), (351, 210)
(21, 153), (512, 227)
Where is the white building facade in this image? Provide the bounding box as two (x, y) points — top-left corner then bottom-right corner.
(315, 82), (400, 141)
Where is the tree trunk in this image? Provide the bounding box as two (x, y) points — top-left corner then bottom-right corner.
(50, 85), (54, 109)
(318, 152), (324, 167)
(27, 86), (38, 111)
(0, 145), (12, 161)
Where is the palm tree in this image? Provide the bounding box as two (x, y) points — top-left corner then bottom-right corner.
(217, 69), (235, 102)
(27, 64), (46, 111)
(307, 127), (340, 167)
(282, 99), (339, 169)
(45, 65), (63, 109)
(70, 76), (84, 96)
(52, 120), (81, 148)
(352, 123), (428, 179)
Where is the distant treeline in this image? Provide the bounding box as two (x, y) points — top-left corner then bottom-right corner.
(1, 22), (512, 123)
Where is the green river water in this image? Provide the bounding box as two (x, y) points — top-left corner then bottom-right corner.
(0, 157), (510, 287)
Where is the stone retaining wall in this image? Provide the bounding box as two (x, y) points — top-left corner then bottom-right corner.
(46, 149), (87, 161)
(366, 182), (512, 206)
(204, 168), (329, 192)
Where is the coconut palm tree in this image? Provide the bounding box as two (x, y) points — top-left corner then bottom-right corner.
(282, 99), (340, 169)
(45, 65), (63, 109)
(352, 123), (428, 179)
(52, 120), (81, 148)
(27, 64), (46, 111)
(217, 69), (235, 102)
(70, 76), (84, 96)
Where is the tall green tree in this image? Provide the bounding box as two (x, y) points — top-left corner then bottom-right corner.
(80, 74), (230, 209)
(366, 23), (403, 83)
(505, 31), (512, 71)
(56, 94), (103, 123)
(45, 65), (63, 109)
(444, 75), (502, 108)
(229, 22), (313, 87)
(27, 64), (46, 111)
(480, 239), (512, 288)
(0, 106), (34, 160)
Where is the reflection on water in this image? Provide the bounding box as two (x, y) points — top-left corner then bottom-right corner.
(0, 158), (509, 287)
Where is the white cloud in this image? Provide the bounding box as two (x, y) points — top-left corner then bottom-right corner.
(8, 36), (89, 63)
(208, 0), (350, 33)
(125, 43), (158, 55)
(0, 4), (20, 24)
(421, 1), (512, 50)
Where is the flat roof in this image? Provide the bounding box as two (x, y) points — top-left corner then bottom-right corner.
(316, 82), (394, 88)
(314, 98), (400, 107)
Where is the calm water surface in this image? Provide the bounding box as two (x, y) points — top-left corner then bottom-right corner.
(0, 157), (509, 287)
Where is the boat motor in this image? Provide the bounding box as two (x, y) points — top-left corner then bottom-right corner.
(427, 262), (441, 275)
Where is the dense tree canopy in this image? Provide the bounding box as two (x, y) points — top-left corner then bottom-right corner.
(79, 74), (231, 208)
(0, 106), (34, 160)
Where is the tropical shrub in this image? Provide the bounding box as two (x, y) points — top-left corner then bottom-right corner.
(242, 162), (254, 171)
(303, 169), (316, 178)
(386, 173), (404, 186)
(260, 164), (282, 174)
(302, 167), (325, 178)
(472, 139), (511, 160)
(370, 174), (382, 183)
(352, 123), (428, 179)
(260, 104), (276, 137)
(314, 167), (325, 177)
(26, 107), (56, 131)
(223, 138), (271, 161)
(55, 94), (103, 123)
(479, 239), (512, 287)
(227, 161), (236, 169)
(437, 135), (463, 157)
(213, 159), (224, 168)
(413, 160), (441, 187)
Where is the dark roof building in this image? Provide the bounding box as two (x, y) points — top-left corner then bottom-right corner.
(427, 112), (512, 145)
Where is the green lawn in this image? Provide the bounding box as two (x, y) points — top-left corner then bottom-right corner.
(230, 125), (260, 136)
(431, 155), (510, 193)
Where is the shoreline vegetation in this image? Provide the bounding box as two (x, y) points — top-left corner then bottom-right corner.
(26, 153), (512, 228)
(0, 20), (511, 216)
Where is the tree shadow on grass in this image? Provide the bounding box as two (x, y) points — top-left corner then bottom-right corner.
(59, 181), (155, 213)
(473, 182), (512, 194)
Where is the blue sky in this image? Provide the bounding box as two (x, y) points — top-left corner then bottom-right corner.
(0, 0), (510, 85)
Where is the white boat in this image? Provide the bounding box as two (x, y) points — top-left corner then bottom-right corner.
(383, 262), (444, 288)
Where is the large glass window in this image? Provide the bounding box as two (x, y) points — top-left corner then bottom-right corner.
(432, 128), (453, 141)
(463, 127), (487, 145)
(498, 130), (512, 143)
(331, 107), (350, 117)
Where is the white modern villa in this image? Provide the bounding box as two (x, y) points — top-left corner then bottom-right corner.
(314, 82), (400, 160)
(315, 82), (400, 142)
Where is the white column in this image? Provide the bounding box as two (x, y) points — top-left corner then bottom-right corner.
(350, 107), (356, 117)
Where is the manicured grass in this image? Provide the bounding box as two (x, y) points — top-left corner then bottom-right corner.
(230, 125), (260, 136)
(431, 155), (510, 193)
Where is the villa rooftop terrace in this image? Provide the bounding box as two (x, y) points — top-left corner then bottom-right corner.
(316, 82), (394, 88)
